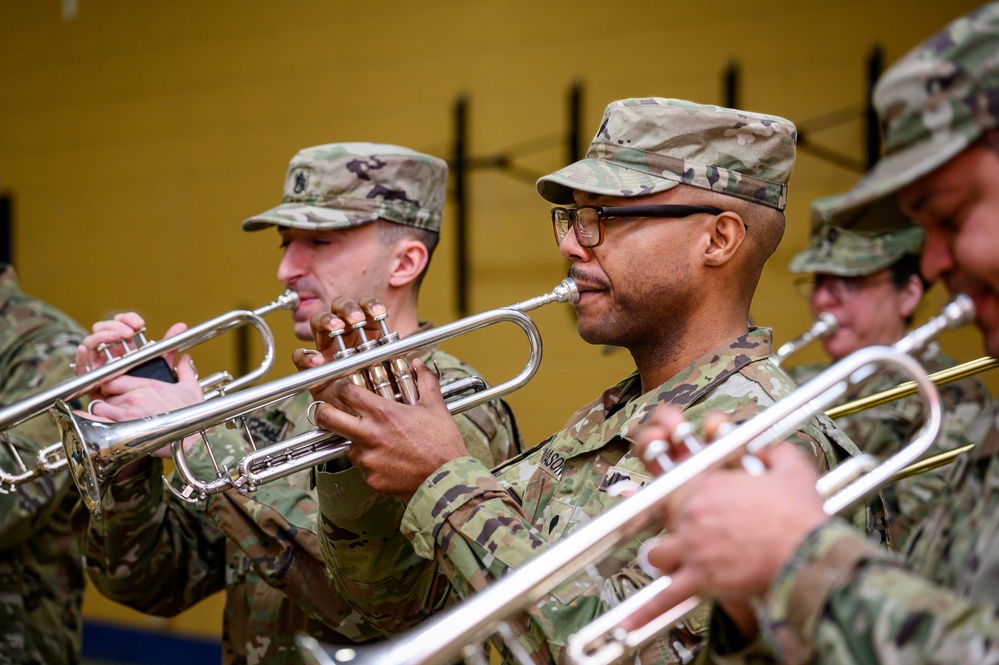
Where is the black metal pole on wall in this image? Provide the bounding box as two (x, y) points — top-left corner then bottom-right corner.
(453, 96), (469, 317)
(0, 192), (12, 266)
(724, 61), (740, 110)
(865, 44), (884, 169)
(568, 82), (583, 165)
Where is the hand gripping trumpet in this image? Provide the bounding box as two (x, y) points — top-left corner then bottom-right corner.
(0, 290), (298, 492)
(772, 312), (838, 367)
(295, 295), (972, 665)
(53, 279), (578, 517)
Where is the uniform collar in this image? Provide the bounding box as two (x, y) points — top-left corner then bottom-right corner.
(565, 327), (774, 452)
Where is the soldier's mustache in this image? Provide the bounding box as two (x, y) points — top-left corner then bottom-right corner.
(568, 267), (610, 292)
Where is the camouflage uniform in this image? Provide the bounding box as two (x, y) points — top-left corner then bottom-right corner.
(77, 344), (519, 665)
(319, 332), (864, 665)
(747, 6), (999, 663)
(76, 143), (522, 665)
(0, 265), (86, 665)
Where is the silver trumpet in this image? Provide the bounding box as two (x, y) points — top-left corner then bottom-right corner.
(296, 295), (972, 665)
(53, 279), (578, 517)
(772, 312), (838, 367)
(0, 291), (298, 492)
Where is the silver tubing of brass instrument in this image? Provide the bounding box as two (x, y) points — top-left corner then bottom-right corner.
(294, 295), (966, 665)
(772, 312), (838, 367)
(0, 291), (297, 491)
(55, 280), (577, 516)
(568, 453), (884, 665)
(216, 377), (489, 495)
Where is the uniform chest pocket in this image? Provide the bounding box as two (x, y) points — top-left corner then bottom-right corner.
(536, 496), (581, 541)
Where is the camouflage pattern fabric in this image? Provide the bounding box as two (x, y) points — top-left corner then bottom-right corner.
(752, 405), (999, 665)
(787, 342), (994, 551)
(317, 328), (865, 664)
(242, 143), (448, 233)
(536, 98), (797, 211)
(787, 221), (924, 278)
(76, 340), (520, 665)
(827, 3), (999, 229)
(0, 265), (86, 665)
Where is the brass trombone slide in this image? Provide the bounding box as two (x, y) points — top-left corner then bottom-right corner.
(826, 355), (999, 419)
(295, 296), (971, 665)
(0, 290), (298, 491)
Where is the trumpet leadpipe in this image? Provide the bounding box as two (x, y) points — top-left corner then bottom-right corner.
(772, 312), (838, 367)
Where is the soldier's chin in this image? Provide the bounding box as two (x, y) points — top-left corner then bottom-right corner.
(577, 324), (622, 348)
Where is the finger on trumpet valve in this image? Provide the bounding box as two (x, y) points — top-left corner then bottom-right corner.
(370, 311), (398, 345)
(328, 327), (352, 358)
(637, 536), (667, 578)
(97, 342), (115, 363)
(642, 438), (676, 474)
(670, 421), (704, 456)
(352, 320), (378, 353)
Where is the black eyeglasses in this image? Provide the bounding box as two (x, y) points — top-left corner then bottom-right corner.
(551, 204), (725, 248)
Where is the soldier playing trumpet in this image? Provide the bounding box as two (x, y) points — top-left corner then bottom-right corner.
(301, 98), (868, 664)
(71, 144), (521, 665)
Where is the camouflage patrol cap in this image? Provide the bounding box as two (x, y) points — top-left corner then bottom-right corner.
(789, 194), (925, 276)
(536, 97), (797, 210)
(828, 4), (999, 230)
(242, 143), (448, 233)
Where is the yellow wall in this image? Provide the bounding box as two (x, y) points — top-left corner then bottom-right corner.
(1, 0), (992, 640)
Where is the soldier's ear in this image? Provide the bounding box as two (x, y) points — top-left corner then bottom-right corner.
(702, 211), (746, 267)
(898, 273), (923, 319)
(387, 239), (428, 288)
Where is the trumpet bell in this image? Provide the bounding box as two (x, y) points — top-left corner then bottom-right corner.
(53, 400), (106, 514)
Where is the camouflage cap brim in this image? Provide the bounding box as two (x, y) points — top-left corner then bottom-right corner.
(242, 202), (380, 231)
(537, 158), (681, 204)
(242, 193), (441, 233)
(824, 132), (971, 231)
(789, 221), (925, 276)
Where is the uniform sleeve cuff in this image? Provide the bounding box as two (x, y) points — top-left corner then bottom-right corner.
(401, 456), (495, 559)
(759, 519), (886, 664)
(98, 458), (164, 523)
(315, 464), (387, 522)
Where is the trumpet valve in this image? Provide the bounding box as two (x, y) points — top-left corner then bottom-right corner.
(390, 357), (419, 405)
(96, 342), (115, 363)
(352, 321), (379, 354)
(670, 421), (704, 456)
(366, 363), (395, 401)
(372, 313), (398, 345)
(329, 328), (355, 360)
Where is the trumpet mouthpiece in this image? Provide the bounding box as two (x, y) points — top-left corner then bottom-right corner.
(509, 278), (579, 313)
